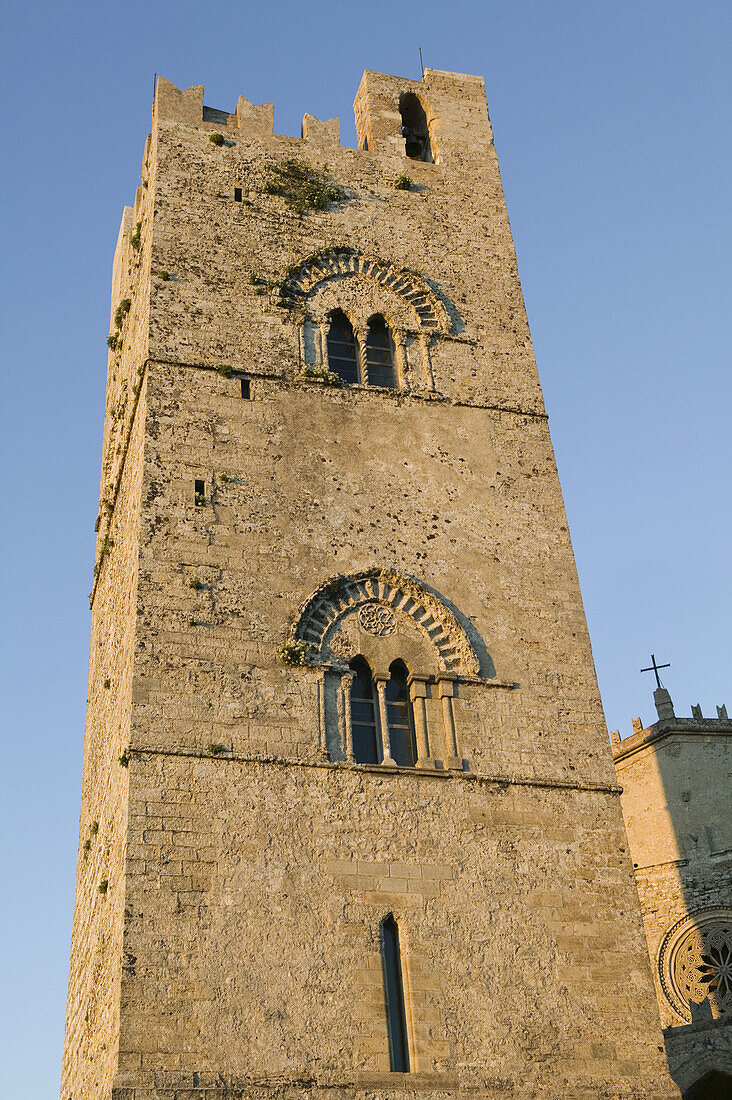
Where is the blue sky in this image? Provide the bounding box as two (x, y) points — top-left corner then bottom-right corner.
(1, 1), (730, 1093)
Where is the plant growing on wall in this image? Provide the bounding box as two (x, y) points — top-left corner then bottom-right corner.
(276, 639), (312, 666)
(114, 299), (131, 328)
(301, 365), (341, 386)
(262, 159), (344, 215)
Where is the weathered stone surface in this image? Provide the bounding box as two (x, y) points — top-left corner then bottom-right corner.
(62, 68), (677, 1100)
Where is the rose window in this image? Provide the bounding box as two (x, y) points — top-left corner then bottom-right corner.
(660, 910), (732, 1020)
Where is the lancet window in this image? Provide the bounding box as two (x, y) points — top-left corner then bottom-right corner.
(325, 310), (360, 384)
(385, 661), (417, 767)
(381, 914), (410, 1072)
(349, 658), (381, 765)
(364, 315), (397, 388)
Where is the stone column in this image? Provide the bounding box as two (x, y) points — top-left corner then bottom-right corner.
(316, 673), (329, 760)
(354, 327), (367, 385)
(438, 675), (461, 769)
(395, 339), (409, 388)
(374, 675), (396, 765)
(340, 672), (355, 762)
(317, 323), (328, 369)
(408, 674), (434, 768)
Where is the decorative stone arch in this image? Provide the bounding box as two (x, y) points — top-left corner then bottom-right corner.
(293, 570), (477, 770)
(290, 568), (480, 676)
(279, 249), (451, 335)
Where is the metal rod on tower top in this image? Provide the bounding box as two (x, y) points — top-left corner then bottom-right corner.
(419, 48), (424, 78)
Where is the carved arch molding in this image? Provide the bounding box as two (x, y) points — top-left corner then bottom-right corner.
(278, 250), (452, 335)
(290, 568), (480, 676)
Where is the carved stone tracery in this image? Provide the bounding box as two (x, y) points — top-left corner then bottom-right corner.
(358, 603), (396, 636)
(659, 908), (732, 1021)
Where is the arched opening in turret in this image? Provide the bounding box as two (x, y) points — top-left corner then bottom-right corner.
(399, 93), (433, 162)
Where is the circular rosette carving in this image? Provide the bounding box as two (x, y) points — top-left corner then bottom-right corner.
(659, 908), (732, 1020)
(358, 603), (396, 637)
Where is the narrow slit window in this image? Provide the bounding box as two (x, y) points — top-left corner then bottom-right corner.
(381, 915), (410, 1072)
(240, 378), (251, 399)
(365, 315), (397, 389)
(386, 661), (417, 767)
(326, 310), (360, 384)
(194, 480), (205, 506)
(234, 187), (243, 202)
(349, 658), (381, 764)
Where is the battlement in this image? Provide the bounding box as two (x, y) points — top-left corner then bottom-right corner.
(152, 67), (493, 160)
(610, 692), (732, 760)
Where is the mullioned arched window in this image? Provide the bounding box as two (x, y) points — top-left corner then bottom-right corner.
(292, 570), (482, 770)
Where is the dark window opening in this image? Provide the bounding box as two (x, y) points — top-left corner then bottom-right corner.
(386, 661), (417, 767)
(399, 93), (432, 162)
(381, 915), (410, 1072)
(326, 310), (360, 384)
(194, 480), (205, 506)
(234, 187), (243, 202)
(240, 378), (251, 399)
(350, 657), (381, 764)
(365, 315), (397, 388)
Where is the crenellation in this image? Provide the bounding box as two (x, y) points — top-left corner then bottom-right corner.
(301, 113), (340, 148)
(153, 77), (204, 126)
(235, 95), (274, 138)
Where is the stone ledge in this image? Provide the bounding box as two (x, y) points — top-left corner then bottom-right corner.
(124, 746), (622, 794)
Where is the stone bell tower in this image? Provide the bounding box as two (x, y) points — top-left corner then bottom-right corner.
(61, 69), (677, 1099)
